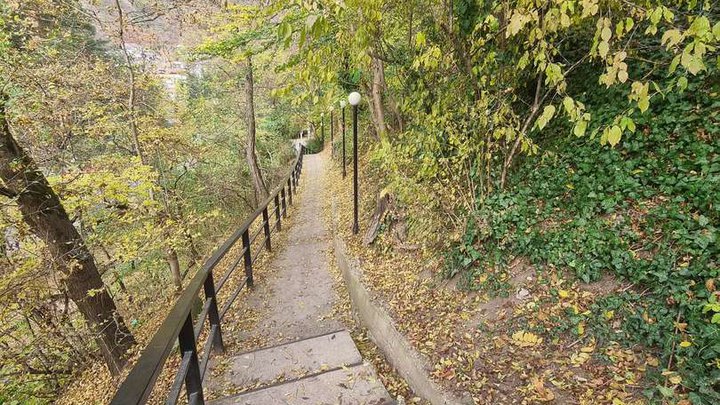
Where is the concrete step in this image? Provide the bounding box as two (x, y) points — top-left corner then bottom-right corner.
(210, 362), (394, 405)
(210, 330), (363, 392)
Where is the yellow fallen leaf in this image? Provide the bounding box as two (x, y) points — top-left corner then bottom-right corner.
(559, 289), (569, 298)
(512, 330), (543, 347)
(571, 351), (590, 366)
(531, 376), (555, 402)
(679, 341), (692, 348)
(580, 344), (595, 353)
(604, 310), (614, 320)
(669, 375), (682, 385)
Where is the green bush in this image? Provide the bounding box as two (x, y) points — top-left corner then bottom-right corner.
(450, 70), (720, 402)
(304, 136), (325, 154)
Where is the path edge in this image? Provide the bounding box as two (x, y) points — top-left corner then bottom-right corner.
(332, 235), (469, 405)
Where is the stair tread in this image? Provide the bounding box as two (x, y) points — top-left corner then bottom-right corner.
(208, 330), (363, 393)
(209, 363), (394, 405)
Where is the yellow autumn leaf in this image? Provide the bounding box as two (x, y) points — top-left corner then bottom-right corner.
(607, 125), (622, 147)
(679, 341), (692, 348)
(531, 376), (555, 402)
(511, 330), (543, 347)
(558, 289), (569, 298)
(571, 351), (591, 366)
(580, 343), (595, 353)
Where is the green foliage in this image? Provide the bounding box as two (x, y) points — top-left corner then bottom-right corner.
(0, 1), (297, 402)
(450, 70), (720, 401)
(304, 136), (325, 154)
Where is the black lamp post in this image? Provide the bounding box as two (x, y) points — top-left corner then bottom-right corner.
(340, 100), (346, 178)
(348, 92), (361, 235)
(330, 110), (334, 157)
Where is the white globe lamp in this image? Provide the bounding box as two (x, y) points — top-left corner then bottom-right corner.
(348, 92), (361, 106)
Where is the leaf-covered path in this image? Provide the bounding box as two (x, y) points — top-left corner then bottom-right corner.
(241, 151), (343, 342)
(206, 150), (349, 397)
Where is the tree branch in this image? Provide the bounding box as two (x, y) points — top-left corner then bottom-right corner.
(0, 186), (17, 198)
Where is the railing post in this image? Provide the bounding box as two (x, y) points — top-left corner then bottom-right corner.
(287, 178), (293, 205)
(241, 229), (253, 288)
(280, 187), (287, 218)
(178, 314), (204, 405)
(203, 272), (224, 353)
(274, 194), (281, 231)
(262, 207), (272, 251)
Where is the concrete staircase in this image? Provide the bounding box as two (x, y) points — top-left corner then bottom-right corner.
(210, 330), (394, 404)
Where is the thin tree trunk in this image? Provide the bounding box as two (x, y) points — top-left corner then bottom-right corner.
(500, 74), (544, 188)
(244, 56), (268, 206)
(0, 94), (135, 376)
(408, 3), (414, 51)
(370, 54), (388, 140)
(115, 0), (183, 285)
(167, 247), (182, 291)
(114, 0), (145, 166)
(100, 244), (129, 296)
(185, 229), (201, 266)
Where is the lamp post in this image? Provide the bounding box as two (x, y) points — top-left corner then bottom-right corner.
(330, 109), (334, 157)
(340, 100), (346, 178)
(348, 92), (361, 235)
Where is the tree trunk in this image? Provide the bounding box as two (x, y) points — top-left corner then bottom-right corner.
(0, 94), (135, 376)
(168, 247), (182, 291)
(114, 0), (146, 166)
(116, 0), (185, 288)
(244, 56), (268, 206)
(370, 54), (388, 140)
(500, 74), (545, 188)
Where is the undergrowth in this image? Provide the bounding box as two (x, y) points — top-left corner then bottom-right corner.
(449, 74), (720, 403)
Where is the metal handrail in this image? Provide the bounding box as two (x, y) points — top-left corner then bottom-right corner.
(111, 146), (305, 405)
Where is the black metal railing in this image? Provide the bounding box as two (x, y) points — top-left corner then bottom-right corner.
(111, 146), (305, 405)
